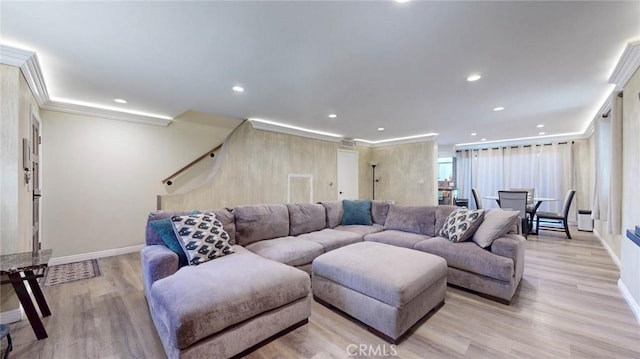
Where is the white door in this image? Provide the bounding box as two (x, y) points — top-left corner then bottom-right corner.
(337, 149), (358, 200)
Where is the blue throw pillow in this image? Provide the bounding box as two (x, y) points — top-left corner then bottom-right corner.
(342, 199), (373, 226)
(149, 217), (192, 267)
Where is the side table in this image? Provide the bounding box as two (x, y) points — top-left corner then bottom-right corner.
(0, 249), (52, 339)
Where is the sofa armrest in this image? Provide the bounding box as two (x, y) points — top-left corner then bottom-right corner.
(490, 234), (525, 282)
(141, 245), (179, 299)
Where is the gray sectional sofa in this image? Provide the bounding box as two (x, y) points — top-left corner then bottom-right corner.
(142, 200), (525, 358)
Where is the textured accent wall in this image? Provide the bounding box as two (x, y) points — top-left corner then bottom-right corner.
(371, 141), (438, 206)
(162, 122), (369, 209)
(620, 66), (640, 311)
(161, 123), (439, 210)
(162, 122), (438, 210)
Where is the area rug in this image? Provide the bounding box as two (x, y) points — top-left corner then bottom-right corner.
(41, 259), (101, 287)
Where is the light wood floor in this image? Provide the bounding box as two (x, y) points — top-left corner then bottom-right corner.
(6, 228), (640, 358)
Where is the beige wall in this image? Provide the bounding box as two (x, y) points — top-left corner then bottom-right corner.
(162, 122), (370, 209)
(371, 141), (438, 206)
(40, 110), (238, 258)
(162, 123), (439, 210)
(620, 66), (640, 312)
(0, 64), (40, 320)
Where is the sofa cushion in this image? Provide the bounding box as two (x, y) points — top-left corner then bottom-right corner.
(171, 213), (234, 265)
(364, 229), (431, 249)
(413, 237), (514, 282)
(211, 208), (236, 245)
(287, 203), (327, 236)
(435, 205), (458, 234)
(342, 199), (373, 225)
(147, 210), (194, 246)
(146, 209), (236, 245)
(233, 204), (289, 246)
(472, 209), (520, 248)
(371, 200), (393, 225)
(384, 205), (436, 236)
(244, 237), (325, 267)
(297, 228), (363, 252)
(149, 246), (310, 350)
(149, 218), (189, 267)
(320, 201), (343, 228)
(439, 208), (485, 243)
(334, 223), (384, 236)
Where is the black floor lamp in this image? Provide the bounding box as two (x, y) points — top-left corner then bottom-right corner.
(369, 160), (378, 199)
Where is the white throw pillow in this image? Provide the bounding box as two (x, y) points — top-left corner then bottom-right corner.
(472, 209), (520, 248)
(171, 213), (234, 265)
(439, 208), (485, 243)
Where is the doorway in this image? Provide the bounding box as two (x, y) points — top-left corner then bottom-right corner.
(337, 149), (358, 200)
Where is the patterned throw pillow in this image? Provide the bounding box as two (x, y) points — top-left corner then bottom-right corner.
(439, 208), (485, 243)
(171, 213), (234, 265)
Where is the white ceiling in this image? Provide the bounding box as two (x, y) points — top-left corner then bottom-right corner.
(2, 1), (639, 147)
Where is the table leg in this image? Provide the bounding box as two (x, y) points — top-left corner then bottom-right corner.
(7, 272), (48, 340)
(24, 270), (51, 317)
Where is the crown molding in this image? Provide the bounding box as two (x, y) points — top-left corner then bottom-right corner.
(609, 40), (640, 90)
(249, 118), (343, 143)
(43, 100), (172, 126)
(0, 44), (50, 106)
(1, 44), (172, 126)
(355, 134), (437, 148)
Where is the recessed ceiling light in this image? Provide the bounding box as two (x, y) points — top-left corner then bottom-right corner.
(539, 132), (546, 135)
(537, 124), (544, 128)
(471, 132), (477, 136)
(114, 98), (127, 104)
(467, 74), (482, 82)
(328, 113), (337, 119)
(232, 86), (244, 93)
(378, 127), (385, 131)
(493, 107), (504, 111)
(481, 138), (487, 141)
(395, 0), (410, 3)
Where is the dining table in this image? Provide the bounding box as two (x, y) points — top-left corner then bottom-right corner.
(483, 195), (557, 235)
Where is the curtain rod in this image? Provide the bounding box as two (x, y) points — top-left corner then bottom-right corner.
(456, 141), (574, 152)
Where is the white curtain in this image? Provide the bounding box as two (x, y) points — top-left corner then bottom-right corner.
(592, 117), (611, 221)
(504, 145), (538, 189)
(456, 142), (574, 215)
(592, 93), (624, 234)
(535, 143), (573, 216)
(455, 150), (473, 208)
(472, 148), (504, 209)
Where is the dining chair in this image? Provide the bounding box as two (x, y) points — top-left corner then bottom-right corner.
(498, 190), (529, 238)
(471, 188), (483, 210)
(510, 188), (539, 231)
(536, 190), (576, 239)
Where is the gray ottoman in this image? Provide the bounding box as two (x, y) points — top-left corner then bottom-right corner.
(312, 242), (447, 343)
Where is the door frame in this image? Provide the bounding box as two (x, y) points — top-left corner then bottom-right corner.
(336, 149), (359, 200)
(30, 105), (42, 254)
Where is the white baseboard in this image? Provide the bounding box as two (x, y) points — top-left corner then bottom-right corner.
(48, 244), (144, 266)
(593, 229), (621, 269)
(0, 307), (23, 324)
(618, 279), (640, 325)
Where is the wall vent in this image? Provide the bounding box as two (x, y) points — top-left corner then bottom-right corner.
(341, 139), (357, 148)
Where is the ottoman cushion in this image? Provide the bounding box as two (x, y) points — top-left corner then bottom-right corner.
(245, 237), (325, 267)
(312, 242), (446, 307)
(297, 229), (363, 252)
